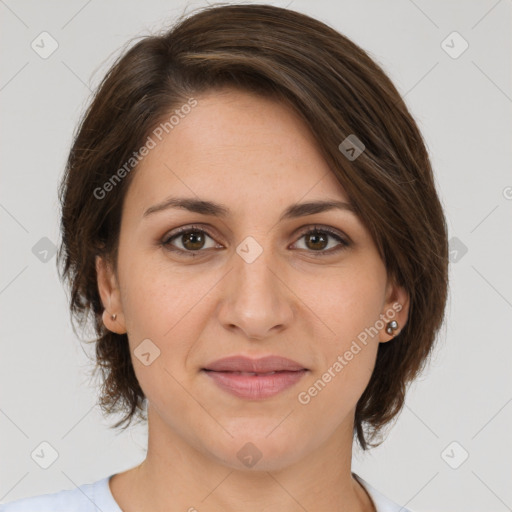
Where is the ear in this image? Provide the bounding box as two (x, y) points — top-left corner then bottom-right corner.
(379, 275), (410, 343)
(96, 255), (127, 334)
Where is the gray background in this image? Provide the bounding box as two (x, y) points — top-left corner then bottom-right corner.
(1, 1), (511, 510)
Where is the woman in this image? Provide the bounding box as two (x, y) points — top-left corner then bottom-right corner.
(2, 3), (448, 511)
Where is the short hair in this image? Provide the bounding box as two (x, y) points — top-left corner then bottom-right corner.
(57, 2), (449, 450)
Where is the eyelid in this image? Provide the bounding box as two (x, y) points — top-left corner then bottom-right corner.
(293, 224), (350, 244)
(162, 223), (220, 249)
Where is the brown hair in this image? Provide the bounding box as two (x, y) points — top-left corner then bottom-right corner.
(57, 2), (448, 450)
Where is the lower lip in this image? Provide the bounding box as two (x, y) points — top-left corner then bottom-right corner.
(203, 370), (307, 399)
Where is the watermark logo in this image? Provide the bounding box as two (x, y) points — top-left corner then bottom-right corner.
(31, 31), (59, 59)
(236, 236), (263, 264)
(31, 441), (59, 469)
(237, 442), (262, 468)
(338, 134), (365, 161)
(441, 31), (469, 59)
(441, 441), (469, 469)
(134, 338), (161, 366)
(32, 236), (57, 263)
(448, 236), (468, 263)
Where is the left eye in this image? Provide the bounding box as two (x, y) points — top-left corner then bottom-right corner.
(292, 227), (349, 254)
(162, 225), (349, 257)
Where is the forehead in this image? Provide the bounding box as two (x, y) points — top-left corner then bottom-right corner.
(123, 88), (350, 218)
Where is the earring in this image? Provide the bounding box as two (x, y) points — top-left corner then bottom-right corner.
(386, 320), (399, 336)
(111, 313), (117, 321)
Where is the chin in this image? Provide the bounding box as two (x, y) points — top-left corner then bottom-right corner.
(205, 425), (309, 472)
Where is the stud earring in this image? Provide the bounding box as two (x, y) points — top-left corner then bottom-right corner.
(111, 313), (117, 321)
(386, 320), (399, 336)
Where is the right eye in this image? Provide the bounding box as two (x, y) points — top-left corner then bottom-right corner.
(161, 225), (222, 257)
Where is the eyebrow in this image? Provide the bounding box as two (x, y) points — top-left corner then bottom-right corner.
(142, 197), (355, 222)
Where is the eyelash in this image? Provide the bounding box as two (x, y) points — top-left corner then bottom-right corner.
(161, 224), (350, 258)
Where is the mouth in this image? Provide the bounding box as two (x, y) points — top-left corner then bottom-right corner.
(201, 355), (308, 399)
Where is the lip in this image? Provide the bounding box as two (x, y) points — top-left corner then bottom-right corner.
(204, 355), (306, 373)
(202, 355), (308, 399)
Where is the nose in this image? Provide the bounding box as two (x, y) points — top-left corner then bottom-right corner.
(216, 244), (294, 341)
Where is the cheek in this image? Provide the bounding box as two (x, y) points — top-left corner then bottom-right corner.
(297, 263), (385, 405)
(295, 283), (383, 432)
(296, 345), (377, 441)
(117, 246), (197, 335)
(310, 261), (386, 343)
(116, 251), (217, 382)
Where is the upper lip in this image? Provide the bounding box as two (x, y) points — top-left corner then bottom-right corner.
(203, 355), (307, 373)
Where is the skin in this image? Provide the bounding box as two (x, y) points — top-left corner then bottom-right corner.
(96, 87), (409, 512)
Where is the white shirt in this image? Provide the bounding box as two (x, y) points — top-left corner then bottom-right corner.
(0, 472), (412, 511)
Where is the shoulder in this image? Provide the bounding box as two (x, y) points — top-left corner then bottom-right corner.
(0, 475), (121, 512)
(353, 472), (414, 512)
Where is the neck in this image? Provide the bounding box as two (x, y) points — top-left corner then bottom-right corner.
(110, 404), (375, 512)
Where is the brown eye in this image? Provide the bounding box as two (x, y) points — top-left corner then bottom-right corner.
(161, 224), (350, 258)
(180, 230), (207, 251)
(304, 231), (329, 251)
(162, 226), (219, 257)
(293, 226), (349, 255)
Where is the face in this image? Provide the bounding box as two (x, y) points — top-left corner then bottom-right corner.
(97, 87), (409, 471)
